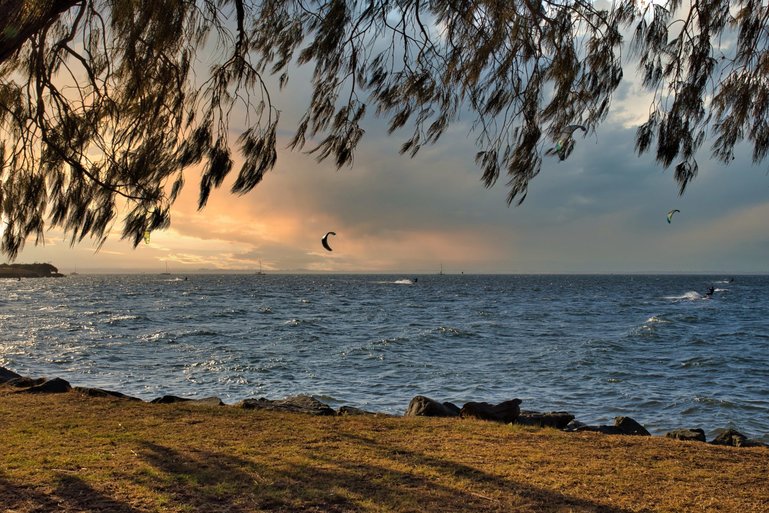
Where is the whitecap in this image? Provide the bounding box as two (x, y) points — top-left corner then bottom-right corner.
(106, 314), (142, 325)
(663, 291), (703, 301)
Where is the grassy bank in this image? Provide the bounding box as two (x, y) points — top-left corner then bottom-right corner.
(1, 388), (768, 513)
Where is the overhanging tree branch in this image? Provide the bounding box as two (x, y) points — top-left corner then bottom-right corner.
(0, 0), (767, 259)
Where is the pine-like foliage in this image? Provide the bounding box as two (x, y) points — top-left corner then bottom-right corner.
(0, 1), (765, 258)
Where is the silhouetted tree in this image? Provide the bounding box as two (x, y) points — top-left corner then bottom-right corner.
(0, 0), (766, 258)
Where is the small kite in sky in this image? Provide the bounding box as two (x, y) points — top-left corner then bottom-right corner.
(666, 209), (680, 224)
(545, 124), (587, 161)
(321, 231), (336, 251)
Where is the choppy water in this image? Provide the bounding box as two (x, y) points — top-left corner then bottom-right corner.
(1, 274), (767, 441)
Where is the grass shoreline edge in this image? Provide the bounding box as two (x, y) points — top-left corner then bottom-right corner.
(2, 371), (769, 512)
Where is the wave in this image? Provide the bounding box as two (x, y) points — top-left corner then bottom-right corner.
(106, 314), (145, 325)
(663, 291), (704, 301)
(283, 318), (320, 327)
(436, 325), (477, 338)
(679, 356), (718, 369)
(211, 308), (249, 318)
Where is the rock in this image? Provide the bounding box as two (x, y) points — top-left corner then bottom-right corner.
(151, 395), (224, 406)
(574, 425), (625, 435)
(236, 395), (335, 416)
(404, 396), (460, 417)
(710, 429), (765, 448)
(564, 419), (588, 432)
(187, 397), (225, 407)
(516, 411), (575, 429)
(442, 402), (461, 415)
(0, 366), (22, 383)
(74, 387), (143, 401)
(337, 406), (377, 416)
(614, 416), (651, 436)
(151, 395), (192, 404)
(460, 399), (522, 424)
(666, 428), (706, 443)
(4, 376), (47, 388)
(20, 377), (72, 394)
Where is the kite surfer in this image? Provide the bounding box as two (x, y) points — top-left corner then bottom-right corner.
(321, 231), (336, 251)
(545, 124), (586, 161)
(705, 286), (715, 298)
(666, 209), (680, 223)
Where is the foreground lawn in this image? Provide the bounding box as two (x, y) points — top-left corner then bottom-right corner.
(1, 388), (767, 512)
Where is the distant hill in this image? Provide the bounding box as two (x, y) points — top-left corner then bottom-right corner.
(0, 263), (64, 278)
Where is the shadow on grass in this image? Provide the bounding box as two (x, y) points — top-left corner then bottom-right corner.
(136, 436), (639, 513)
(0, 473), (141, 513)
(0, 433), (640, 512)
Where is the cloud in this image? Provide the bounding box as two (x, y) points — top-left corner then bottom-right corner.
(9, 24), (769, 274)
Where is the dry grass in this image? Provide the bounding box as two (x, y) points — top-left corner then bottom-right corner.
(1, 388), (768, 512)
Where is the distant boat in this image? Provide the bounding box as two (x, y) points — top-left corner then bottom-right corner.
(439, 263), (444, 275)
(160, 261), (171, 275)
(256, 260), (265, 275)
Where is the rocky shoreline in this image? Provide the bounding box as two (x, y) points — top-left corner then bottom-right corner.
(1, 366), (765, 449)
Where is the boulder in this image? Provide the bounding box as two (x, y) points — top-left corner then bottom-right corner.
(515, 411), (575, 429)
(460, 399), (522, 424)
(564, 419), (588, 432)
(0, 366), (22, 383)
(4, 376), (47, 388)
(573, 425), (625, 435)
(614, 416), (651, 436)
(404, 396), (460, 418)
(151, 395), (224, 406)
(710, 429), (765, 448)
(20, 377), (72, 394)
(442, 402), (461, 415)
(337, 406), (378, 416)
(571, 417), (649, 436)
(666, 428), (706, 443)
(151, 395), (192, 404)
(236, 395), (335, 416)
(75, 387), (142, 401)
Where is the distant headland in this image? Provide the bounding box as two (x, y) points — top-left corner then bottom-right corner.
(0, 263), (64, 278)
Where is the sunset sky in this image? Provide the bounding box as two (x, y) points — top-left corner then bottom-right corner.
(7, 22), (769, 275)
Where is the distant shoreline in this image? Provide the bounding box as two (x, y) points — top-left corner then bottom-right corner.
(0, 263), (64, 278)
(20, 269), (769, 276)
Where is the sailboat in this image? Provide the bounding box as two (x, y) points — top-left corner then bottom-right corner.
(160, 261), (171, 275)
(439, 263), (444, 275)
(256, 259), (265, 275)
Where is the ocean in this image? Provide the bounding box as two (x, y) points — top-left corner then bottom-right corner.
(1, 273), (767, 441)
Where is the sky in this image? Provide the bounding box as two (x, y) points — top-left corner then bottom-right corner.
(6, 12), (769, 275)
